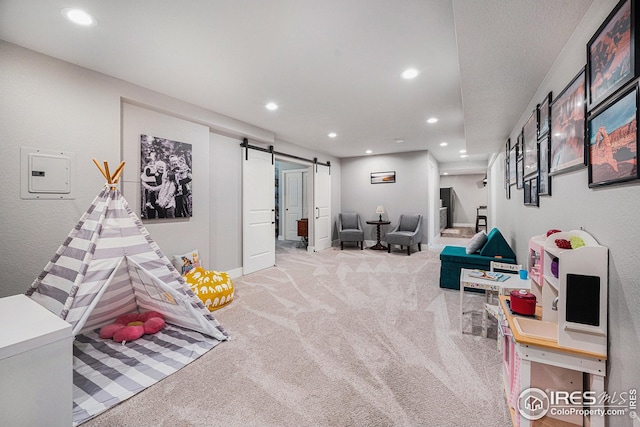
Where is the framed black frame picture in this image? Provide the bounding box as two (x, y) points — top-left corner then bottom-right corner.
(587, 84), (639, 187)
(516, 132), (524, 189)
(524, 177), (539, 207)
(538, 133), (552, 196)
(523, 110), (538, 178)
(509, 144), (517, 185)
(587, 0), (638, 110)
(538, 92), (552, 138)
(370, 171), (396, 184)
(551, 68), (587, 175)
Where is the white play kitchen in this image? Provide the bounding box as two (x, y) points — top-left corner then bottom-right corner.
(498, 230), (608, 427)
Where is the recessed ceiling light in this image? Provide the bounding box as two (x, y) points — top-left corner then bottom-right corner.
(395, 138), (404, 144)
(443, 172), (449, 175)
(459, 149), (467, 153)
(402, 68), (419, 79)
(426, 117), (438, 124)
(460, 154), (469, 158)
(440, 142), (448, 147)
(328, 132), (337, 138)
(366, 150), (372, 154)
(265, 102), (278, 111)
(61, 8), (96, 26)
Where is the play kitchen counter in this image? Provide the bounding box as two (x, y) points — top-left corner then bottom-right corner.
(497, 230), (608, 427)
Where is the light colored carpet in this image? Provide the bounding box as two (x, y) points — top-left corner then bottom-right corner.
(83, 241), (511, 427)
(440, 227), (477, 238)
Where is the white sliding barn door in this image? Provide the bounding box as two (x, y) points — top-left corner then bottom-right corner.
(242, 149), (275, 275)
(313, 164), (331, 251)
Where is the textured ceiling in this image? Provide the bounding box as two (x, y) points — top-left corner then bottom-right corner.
(0, 0), (594, 171)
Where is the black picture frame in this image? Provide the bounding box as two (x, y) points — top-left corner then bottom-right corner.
(505, 158), (511, 199)
(587, 0), (639, 110)
(551, 68), (587, 175)
(509, 145), (517, 185)
(524, 177), (539, 207)
(587, 84), (639, 187)
(523, 110), (538, 178)
(516, 132), (524, 189)
(370, 171), (396, 184)
(538, 92), (552, 138)
(538, 133), (552, 196)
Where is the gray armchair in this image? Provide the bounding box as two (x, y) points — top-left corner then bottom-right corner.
(386, 214), (423, 255)
(338, 213), (364, 250)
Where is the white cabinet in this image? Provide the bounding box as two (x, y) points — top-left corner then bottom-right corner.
(542, 230), (608, 355)
(0, 294), (73, 426)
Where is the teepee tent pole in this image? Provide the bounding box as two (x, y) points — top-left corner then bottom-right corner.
(92, 158), (109, 181)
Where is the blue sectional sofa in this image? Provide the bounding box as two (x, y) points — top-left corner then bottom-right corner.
(439, 228), (517, 290)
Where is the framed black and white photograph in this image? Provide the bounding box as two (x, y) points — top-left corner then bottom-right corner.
(140, 134), (193, 219)
(524, 177), (539, 207)
(523, 110), (538, 178)
(516, 132), (524, 189)
(551, 68), (587, 175)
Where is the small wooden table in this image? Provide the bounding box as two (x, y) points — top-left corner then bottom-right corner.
(366, 220), (391, 250)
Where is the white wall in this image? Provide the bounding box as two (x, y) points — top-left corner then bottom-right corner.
(490, 0), (640, 414)
(0, 40), (340, 296)
(341, 151), (430, 244)
(440, 173), (487, 226)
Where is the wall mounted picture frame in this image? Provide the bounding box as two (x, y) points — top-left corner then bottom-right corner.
(524, 177), (539, 207)
(516, 132), (524, 189)
(509, 144), (517, 185)
(370, 171), (396, 184)
(551, 68), (587, 175)
(538, 133), (552, 196)
(587, 0), (638, 110)
(538, 92), (552, 137)
(140, 134), (193, 220)
(588, 84), (639, 187)
(523, 110), (538, 178)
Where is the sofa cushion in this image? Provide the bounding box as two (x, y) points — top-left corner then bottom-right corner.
(341, 213), (359, 230)
(440, 245), (515, 265)
(479, 228), (516, 259)
(466, 231), (487, 254)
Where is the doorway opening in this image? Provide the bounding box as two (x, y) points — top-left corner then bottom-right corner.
(275, 159), (311, 257)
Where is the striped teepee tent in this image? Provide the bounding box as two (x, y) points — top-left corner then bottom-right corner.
(26, 160), (227, 342)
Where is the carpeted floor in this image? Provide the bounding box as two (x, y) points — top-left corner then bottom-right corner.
(440, 226), (478, 238)
(83, 240), (511, 427)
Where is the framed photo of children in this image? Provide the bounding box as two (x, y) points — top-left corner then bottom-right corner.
(550, 68), (586, 175)
(587, 85), (639, 187)
(523, 110), (538, 178)
(140, 134), (193, 219)
(587, 0), (638, 110)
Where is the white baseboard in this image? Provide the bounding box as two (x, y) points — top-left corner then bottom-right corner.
(226, 267), (243, 279)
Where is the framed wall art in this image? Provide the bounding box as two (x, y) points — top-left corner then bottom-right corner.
(550, 68), (587, 175)
(509, 144), (517, 185)
(140, 134), (193, 220)
(538, 92), (552, 137)
(371, 171), (396, 184)
(516, 132), (524, 189)
(524, 177), (539, 207)
(587, 0), (638, 110)
(523, 110), (538, 178)
(587, 84), (639, 187)
(538, 133), (552, 196)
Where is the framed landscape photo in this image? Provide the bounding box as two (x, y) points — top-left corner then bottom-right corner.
(551, 68), (587, 175)
(371, 171), (396, 184)
(538, 92), (552, 137)
(523, 110), (538, 178)
(588, 84), (639, 187)
(587, 0), (638, 110)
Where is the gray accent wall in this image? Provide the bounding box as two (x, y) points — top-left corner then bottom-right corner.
(341, 151), (431, 244)
(439, 174), (487, 227)
(489, 0), (640, 411)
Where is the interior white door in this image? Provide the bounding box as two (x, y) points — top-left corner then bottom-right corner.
(313, 164), (331, 251)
(242, 149), (275, 275)
(284, 171), (303, 241)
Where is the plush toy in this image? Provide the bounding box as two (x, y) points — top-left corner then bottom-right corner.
(555, 238), (572, 249)
(99, 311), (165, 343)
(570, 236), (585, 249)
